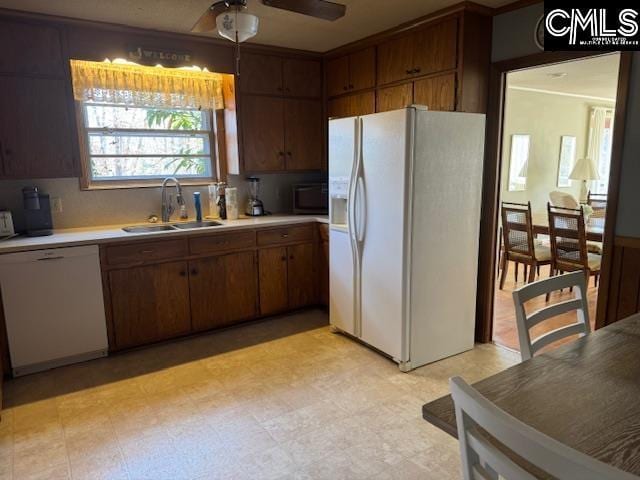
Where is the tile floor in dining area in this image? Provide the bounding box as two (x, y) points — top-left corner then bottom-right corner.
(0, 309), (519, 480)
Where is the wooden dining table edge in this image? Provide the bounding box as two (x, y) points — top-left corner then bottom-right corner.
(422, 400), (458, 438)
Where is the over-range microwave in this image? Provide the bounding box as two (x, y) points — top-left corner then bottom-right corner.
(293, 183), (328, 215)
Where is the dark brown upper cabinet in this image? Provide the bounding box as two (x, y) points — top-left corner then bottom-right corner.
(284, 99), (323, 171)
(241, 95), (286, 172)
(326, 47), (376, 97)
(327, 92), (375, 119)
(242, 95), (322, 172)
(240, 53), (321, 98)
(239, 53), (284, 96)
(0, 76), (75, 179)
(377, 17), (458, 86)
(283, 58), (322, 98)
(0, 20), (64, 77)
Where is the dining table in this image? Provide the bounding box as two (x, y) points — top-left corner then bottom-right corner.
(532, 212), (604, 243)
(422, 313), (640, 476)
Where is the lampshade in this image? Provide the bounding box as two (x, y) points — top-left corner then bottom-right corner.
(216, 10), (259, 43)
(569, 157), (600, 181)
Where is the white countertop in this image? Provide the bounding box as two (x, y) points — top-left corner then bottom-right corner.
(0, 215), (329, 254)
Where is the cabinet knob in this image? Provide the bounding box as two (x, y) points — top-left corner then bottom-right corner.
(278, 151), (284, 156)
(281, 256), (287, 261)
(348, 84), (354, 89)
(286, 151), (292, 156)
(277, 87), (283, 91)
(289, 255), (294, 260)
(191, 269), (198, 275)
(282, 233), (289, 238)
(343, 86), (348, 90)
(405, 69), (413, 75)
(414, 67), (421, 74)
(179, 271), (187, 277)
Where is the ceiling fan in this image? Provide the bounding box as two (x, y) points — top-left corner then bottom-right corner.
(192, 0), (347, 41)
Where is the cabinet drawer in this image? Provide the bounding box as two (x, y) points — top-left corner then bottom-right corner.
(105, 239), (187, 266)
(189, 230), (256, 255)
(257, 224), (314, 246)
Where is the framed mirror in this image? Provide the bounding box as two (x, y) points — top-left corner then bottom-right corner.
(557, 135), (576, 188)
(508, 134), (530, 192)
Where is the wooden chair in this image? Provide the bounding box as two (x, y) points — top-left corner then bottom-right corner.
(587, 191), (607, 211)
(586, 193), (607, 255)
(449, 376), (638, 480)
(511, 271), (590, 361)
(499, 202), (551, 290)
(547, 203), (601, 287)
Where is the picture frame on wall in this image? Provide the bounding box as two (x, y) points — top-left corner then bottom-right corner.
(557, 135), (576, 188)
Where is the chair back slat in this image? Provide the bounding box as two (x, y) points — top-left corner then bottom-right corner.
(512, 271), (590, 361)
(548, 203), (589, 272)
(526, 298), (585, 329)
(501, 202), (535, 259)
(450, 376), (639, 480)
(530, 323), (589, 356)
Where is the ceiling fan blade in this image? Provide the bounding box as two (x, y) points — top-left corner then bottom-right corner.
(262, 0), (346, 21)
(191, 2), (233, 33)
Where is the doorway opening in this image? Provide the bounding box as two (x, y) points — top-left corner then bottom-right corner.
(491, 53), (621, 353)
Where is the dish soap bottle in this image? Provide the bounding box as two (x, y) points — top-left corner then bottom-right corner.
(194, 192), (202, 223)
(216, 184), (227, 220)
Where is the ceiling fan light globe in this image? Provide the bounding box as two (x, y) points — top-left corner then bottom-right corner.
(216, 11), (259, 42)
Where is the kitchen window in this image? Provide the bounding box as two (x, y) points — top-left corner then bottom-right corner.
(70, 59), (225, 189)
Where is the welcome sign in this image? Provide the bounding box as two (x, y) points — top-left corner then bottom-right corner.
(544, 2), (640, 50)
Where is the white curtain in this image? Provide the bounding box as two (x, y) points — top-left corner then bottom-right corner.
(586, 106), (614, 194)
(586, 107), (607, 164)
(70, 60), (224, 110)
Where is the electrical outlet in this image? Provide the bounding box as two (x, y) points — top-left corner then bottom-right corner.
(51, 197), (63, 213)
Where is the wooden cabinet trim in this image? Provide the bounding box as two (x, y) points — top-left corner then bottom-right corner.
(104, 238), (188, 266)
(189, 230), (256, 256)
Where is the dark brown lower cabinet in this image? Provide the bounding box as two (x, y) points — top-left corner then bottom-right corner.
(288, 243), (315, 309)
(190, 251), (258, 331)
(109, 261), (191, 349)
(259, 247), (289, 316)
(259, 242), (316, 315)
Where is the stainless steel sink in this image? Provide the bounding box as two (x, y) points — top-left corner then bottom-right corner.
(122, 224), (177, 233)
(171, 220), (222, 229)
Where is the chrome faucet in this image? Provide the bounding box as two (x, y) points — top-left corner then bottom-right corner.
(161, 177), (186, 222)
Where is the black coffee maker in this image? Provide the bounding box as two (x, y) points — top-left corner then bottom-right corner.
(23, 187), (53, 237)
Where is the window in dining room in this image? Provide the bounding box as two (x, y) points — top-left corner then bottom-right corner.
(588, 107), (615, 195)
(70, 59), (225, 189)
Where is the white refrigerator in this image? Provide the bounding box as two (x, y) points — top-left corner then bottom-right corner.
(329, 106), (486, 371)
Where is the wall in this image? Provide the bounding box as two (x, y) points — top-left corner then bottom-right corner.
(493, 2), (640, 238)
(0, 173), (325, 230)
(500, 88), (614, 214)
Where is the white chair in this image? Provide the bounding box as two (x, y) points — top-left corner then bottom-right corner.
(549, 191), (579, 209)
(450, 376), (639, 480)
(512, 271), (590, 361)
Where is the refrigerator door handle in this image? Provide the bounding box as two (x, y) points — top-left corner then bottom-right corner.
(347, 120), (359, 243)
(354, 118), (366, 245)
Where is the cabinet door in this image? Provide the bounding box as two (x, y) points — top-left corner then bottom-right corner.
(349, 47), (376, 91)
(109, 261), (191, 349)
(0, 20), (63, 76)
(0, 77), (75, 179)
(327, 55), (350, 97)
(259, 247), (289, 316)
(190, 251), (258, 331)
(241, 95), (285, 172)
(318, 236), (329, 306)
(377, 34), (413, 85)
(284, 99), (322, 171)
(328, 92), (375, 119)
(288, 243), (315, 309)
(239, 53), (283, 95)
(412, 18), (458, 76)
(376, 83), (413, 113)
(413, 73), (456, 111)
(283, 58), (322, 98)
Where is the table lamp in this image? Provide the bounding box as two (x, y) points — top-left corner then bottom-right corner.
(569, 157), (599, 204)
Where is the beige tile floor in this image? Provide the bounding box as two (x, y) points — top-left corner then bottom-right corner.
(0, 309), (519, 480)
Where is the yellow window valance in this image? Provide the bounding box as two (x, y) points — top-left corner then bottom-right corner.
(70, 59), (224, 110)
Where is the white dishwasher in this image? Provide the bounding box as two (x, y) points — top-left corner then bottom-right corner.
(0, 245), (108, 376)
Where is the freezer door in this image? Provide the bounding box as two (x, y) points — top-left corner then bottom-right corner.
(329, 116), (358, 335)
(358, 109), (411, 361)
